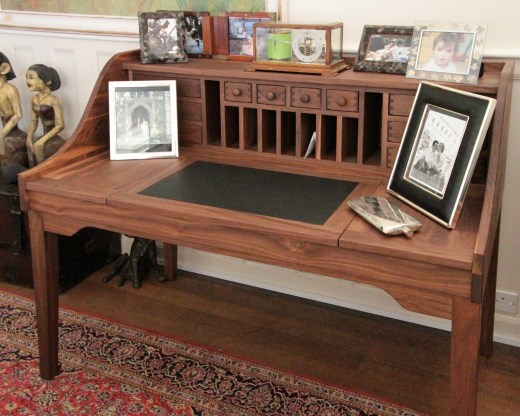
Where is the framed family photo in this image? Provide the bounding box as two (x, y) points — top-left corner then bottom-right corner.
(138, 11), (188, 64)
(406, 22), (487, 84)
(387, 82), (496, 228)
(353, 25), (413, 74)
(109, 81), (179, 161)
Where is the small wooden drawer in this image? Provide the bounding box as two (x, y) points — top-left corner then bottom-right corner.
(326, 90), (358, 112)
(132, 73), (201, 98)
(224, 82), (252, 103)
(178, 101), (202, 122)
(178, 123), (203, 144)
(387, 120), (407, 143)
(291, 87), (321, 109)
(389, 94), (414, 116)
(176, 78), (201, 98)
(257, 84), (286, 106)
(386, 146), (399, 168)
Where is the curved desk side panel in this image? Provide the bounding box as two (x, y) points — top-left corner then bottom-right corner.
(18, 49), (140, 211)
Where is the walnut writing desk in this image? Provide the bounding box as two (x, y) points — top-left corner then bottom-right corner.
(19, 51), (513, 415)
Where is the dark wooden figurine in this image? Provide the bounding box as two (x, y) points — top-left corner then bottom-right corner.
(103, 237), (164, 288)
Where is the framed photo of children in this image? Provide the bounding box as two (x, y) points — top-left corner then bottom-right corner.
(387, 82), (496, 229)
(405, 22), (487, 84)
(353, 25), (414, 74)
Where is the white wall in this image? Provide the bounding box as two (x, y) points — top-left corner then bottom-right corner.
(1, 2), (519, 346)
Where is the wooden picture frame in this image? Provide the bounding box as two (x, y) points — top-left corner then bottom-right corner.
(387, 82), (496, 228)
(138, 11), (188, 64)
(227, 12), (276, 61)
(353, 25), (413, 74)
(405, 22), (487, 84)
(109, 81), (179, 161)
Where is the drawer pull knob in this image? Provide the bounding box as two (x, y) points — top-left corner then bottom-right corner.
(300, 94), (310, 103)
(266, 92), (275, 101)
(232, 88), (241, 97)
(336, 97), (347, 106)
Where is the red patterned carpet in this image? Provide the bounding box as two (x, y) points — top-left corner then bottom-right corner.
(0, 290), (425, 415)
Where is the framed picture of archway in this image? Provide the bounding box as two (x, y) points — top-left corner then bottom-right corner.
(109, 80), (179, 160)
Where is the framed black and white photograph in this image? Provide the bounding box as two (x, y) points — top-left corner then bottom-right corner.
(353, 25), (413, 74)
(138, 11), (188, 64)
(387, 82), (496, 228)
(227, 12), (275, 60)
(182, 11), (209, 57)
(109, 81), (179, 161)
(406, 22), (487, 84)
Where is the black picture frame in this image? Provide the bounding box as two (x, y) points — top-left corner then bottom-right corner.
(138, 11), (188, 64)
(387, 82), (496, 228)
(353, 25), (413, 74)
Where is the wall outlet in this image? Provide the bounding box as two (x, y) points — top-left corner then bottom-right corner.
(495, 291), (518, 314)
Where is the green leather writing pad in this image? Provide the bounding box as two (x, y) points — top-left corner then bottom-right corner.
(140, 161), (356, 225)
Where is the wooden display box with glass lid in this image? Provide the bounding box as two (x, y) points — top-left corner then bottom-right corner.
(249, 22), (349, 76)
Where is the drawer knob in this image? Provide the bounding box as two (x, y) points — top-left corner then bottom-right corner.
(232, 88), (241, 97)
(336, 97), (347, 106)
(266, 92), (275, 101)
(300, 94), (310, 103)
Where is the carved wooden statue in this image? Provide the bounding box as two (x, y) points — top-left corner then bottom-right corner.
(25, 63), (66, 167)
(0, 52), (28, 170)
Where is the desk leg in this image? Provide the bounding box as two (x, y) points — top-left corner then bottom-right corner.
(28, 211), (60, 380)
(162, 243), (178, 280)
(451, 296), (481, 416)
(480, 226), (500, 357)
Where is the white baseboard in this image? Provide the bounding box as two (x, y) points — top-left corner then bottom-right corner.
(174, 247), (520, 348)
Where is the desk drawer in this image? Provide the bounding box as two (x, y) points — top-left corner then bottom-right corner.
(326, 90), (358, 112)
(179, 123), (203, 144)
(386, 145), (399, 168)
(132, 73), (201, 98)
(389, 94), (414, 116)
(225, 82), (252, 103)
(178, 101), (202, 122)
(257, 84), (286, 106)
(176, 78), (201, 98)
(291, 87), (321, 109)
(387, 120), (407, 143)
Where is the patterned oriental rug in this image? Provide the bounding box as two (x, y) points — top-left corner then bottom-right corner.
(0, 290), (425, 416)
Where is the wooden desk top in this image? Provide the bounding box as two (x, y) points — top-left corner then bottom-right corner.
(24, 147), (480, 310)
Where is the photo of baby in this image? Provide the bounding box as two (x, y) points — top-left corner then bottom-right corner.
(416, 30), (475, 75)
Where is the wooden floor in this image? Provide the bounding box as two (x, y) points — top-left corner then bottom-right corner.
(2, 266), (519, 416)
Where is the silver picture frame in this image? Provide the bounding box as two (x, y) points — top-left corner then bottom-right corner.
(138, 11), (188, 64)
(405, 22), (487, 84)
(109, 80), (179, 161)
